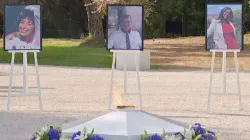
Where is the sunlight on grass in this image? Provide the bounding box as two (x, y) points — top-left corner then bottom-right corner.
(84, 34), (93, 42)
(1, 36), (250, 69)
(0, 38), (113, 68)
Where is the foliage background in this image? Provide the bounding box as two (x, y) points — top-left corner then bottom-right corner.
(0, 0), (249, 39)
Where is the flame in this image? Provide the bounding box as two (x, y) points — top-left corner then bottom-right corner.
(112, 86), (123, 107)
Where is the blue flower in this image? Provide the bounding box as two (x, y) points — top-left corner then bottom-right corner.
(192, 124), (205, 134)
(47, 126), (60, 140)
(90, 135), (105, 140)
(70, 133), (77, 140)
(194, 123), (201, 126)
(197, 136), (206, 140)
(173, 132), (185, 140)
(76, 131), (81, 135)
(208, 130), (216, 136)
(149, 134), (162, 140)
(203, 133), (214, 140)
(30, 135), (37, 140)
(71, 131), (81, 140)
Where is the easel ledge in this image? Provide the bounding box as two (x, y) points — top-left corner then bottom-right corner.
(8, 50), (40, 53)
(209, 49), (240, 52)
(110, 50), (141, 53)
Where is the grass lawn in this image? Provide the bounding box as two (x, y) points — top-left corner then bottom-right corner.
(0, 39), (113, 68)
(1, 35), (250, 70)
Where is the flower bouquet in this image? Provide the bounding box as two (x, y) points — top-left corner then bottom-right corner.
(30, 125), (104, 140)
(30, 124), (61, 140)
(61, 126), (104, 140)
(190, 123), (218, 140)
(31, 123), (217, 140)
(140, 123), (218, 140)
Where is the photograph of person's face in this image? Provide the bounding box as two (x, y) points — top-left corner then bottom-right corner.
(121, 16), (132, 32)
(19, 17), (35, 38)
(206, 4), (243, 50)
(106, 5), (143, 51)
(4, 4), (42, 51)
(223, 9), (231, 19)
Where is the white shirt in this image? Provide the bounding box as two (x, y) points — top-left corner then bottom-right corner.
(207, 19), (236, 49)
(108, 29), (142, 50)
(5, 37), (40, 50)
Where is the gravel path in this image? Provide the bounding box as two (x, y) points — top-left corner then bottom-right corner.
(0, 64), (250, 140)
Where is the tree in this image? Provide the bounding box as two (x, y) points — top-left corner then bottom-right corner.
(82, 0), (152, 43)
(82, 0), (107, 43)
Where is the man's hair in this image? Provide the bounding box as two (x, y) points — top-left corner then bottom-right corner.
(218, 7), (233, 22)
(119, 14), (132, 24)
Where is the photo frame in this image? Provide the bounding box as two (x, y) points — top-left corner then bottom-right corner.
(205, 3), (243, 50)
(3, 4), (42, 51)
(106, 4), (144, 51)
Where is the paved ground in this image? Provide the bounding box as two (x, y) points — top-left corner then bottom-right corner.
(0, 64), (250, 140)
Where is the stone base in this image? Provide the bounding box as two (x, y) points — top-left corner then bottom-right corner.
(62, 109), (191, 140)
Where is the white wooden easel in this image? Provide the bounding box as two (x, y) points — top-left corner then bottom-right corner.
(207, 49), (242, 110)
(7, 50), (43, 111)
(108, 50), (142, 110)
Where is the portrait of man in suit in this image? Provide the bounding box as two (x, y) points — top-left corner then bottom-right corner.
(107, 5), (143, 50)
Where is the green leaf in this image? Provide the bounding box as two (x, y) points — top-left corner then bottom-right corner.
(161, 128), (166, 138)
(90, 128), (95, 135)
(144, 130), (148, 138)
(192, 130), (195, 138)
(83, 126), (87, 134)
(193, 134), (202, 140)
(183, 128), (186, 136)
(140, 134), (146, 140)
(205, 127), (209, 132)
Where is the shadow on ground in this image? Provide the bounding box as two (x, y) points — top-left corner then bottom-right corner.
(145, 38), (250, 70)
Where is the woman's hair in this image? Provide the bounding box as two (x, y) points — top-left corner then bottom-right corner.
(218, 7), (233, 22)
(17, 8), (35, 27)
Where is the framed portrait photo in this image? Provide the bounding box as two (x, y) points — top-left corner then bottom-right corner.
(106, 4), (144, 51)
(3, 4), (42, 51)
(205, 3), (243, 50)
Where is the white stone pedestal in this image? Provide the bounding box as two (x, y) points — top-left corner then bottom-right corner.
(116, 50), (150, 71)
(62, 108), (191, 140)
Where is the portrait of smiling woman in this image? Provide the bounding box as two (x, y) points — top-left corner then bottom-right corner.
(4, 5), (41, 51)
(206, 4), (243, 50)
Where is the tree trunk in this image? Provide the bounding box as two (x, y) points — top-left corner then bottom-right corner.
(83, 0), (104, 43)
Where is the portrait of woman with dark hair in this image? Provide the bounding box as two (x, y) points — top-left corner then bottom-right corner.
(4, 5), (41, 50)
(206, 4), (242, 50)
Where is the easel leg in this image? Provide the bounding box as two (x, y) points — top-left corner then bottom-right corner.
(7, 52), (15, 111)
(134, 52), (142, 110)
(222, 52), (226, 94)
(221, 52), (227, 107)
(23, 52), (28, 95)
(234, 52), (242, 110)
(124, 64), (127, 94)
(207, 51), (215, 110)
(109, 52), (116, 109)
(34, 52), (43, 111)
